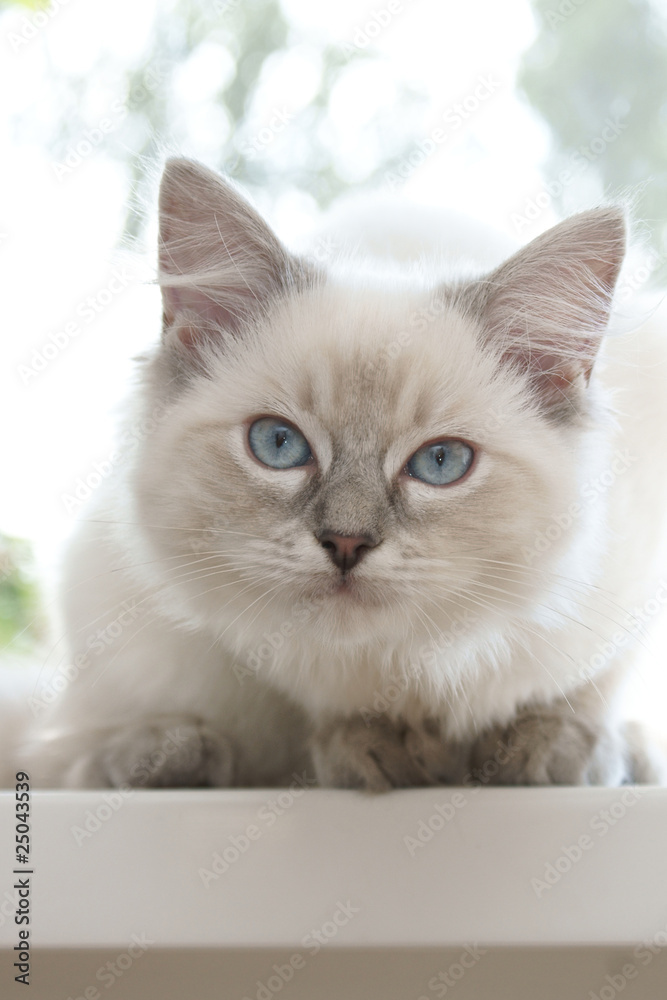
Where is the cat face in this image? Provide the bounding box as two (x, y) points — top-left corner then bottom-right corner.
(130, 160), (625, 686)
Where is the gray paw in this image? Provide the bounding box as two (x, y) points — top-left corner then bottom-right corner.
(98, 717), (234, 788)
(404, 717), (472, 784)
(469, 710), (624, 786)
(312, 715), (454, 791)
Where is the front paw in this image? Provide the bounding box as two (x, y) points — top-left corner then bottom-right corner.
(91, 717), (234, 789)
(312, 715), (450, 791)
(469, 709), (624, 786)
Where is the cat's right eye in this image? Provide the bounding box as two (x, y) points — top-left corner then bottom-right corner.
(405, 438), (474, 486)
(248, 417), (313, 469)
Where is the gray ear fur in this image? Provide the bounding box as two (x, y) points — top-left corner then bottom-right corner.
(466, 207), (626, 414)
(158, 159), (311, 354)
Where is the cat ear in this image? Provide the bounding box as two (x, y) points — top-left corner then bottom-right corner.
(473, 208), (626, 414)
(158, 158), (306, 349)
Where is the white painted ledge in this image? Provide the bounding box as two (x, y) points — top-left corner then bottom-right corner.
(1, 787), (667, 999)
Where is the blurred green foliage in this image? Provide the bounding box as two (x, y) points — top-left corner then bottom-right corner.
(0, 534), (45, 652)
(520, 0), (667, 262)
(24, 0), (425, 241)
(0, 0), (48, 8)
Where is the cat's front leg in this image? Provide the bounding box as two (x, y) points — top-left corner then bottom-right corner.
(468, 703), (626, 786)
(311, 714), (468, 790)
(40, 715), (235, 789)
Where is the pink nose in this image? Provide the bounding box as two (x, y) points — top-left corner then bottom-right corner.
(317, 531), (379, 573)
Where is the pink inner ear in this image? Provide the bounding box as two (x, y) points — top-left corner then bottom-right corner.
(503, 344), (592, 408)
(161, 282), (242, 336)
(157, 159), (298, 349)
(505, 333), (599, 386)
(175, 321), (201, 351)
(479, 209), (626, 409)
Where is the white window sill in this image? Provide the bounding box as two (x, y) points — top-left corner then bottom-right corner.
(1, 787), (666, 999)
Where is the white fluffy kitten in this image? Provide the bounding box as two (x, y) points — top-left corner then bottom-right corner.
(20, 159), (667, 790)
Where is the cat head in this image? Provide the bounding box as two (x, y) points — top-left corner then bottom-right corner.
(130, 159), (625, 695)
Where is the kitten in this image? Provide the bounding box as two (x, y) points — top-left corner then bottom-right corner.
(21, 158), (667, 790)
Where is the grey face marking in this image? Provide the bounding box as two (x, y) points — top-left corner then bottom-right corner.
(311, 462), (390, 540)
(282, 345), (436, 563)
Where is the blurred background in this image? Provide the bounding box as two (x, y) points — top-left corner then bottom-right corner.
(1, 0), (667, 722)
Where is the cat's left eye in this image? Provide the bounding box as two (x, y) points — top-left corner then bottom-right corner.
(405, 438), (474, 486)
(248, 417), (312, 469)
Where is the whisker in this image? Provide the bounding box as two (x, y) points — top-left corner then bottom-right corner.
(425, 582), (578, 665)
(78, 518), (263, 537)
(32, 556), (273, 695)
(412, 556), (651, 641)
(433, 587), (576, 711)
(89, 573), (267, 690)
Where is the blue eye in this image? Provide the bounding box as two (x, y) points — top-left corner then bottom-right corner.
(406, 439), (474, 486)
(248, 417), (312, 469)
